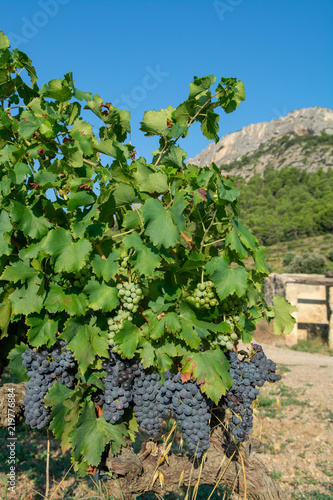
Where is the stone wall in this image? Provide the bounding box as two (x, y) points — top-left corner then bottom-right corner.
(264, 273), (333, 347)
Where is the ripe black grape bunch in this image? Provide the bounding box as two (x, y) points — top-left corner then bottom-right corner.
(190, 280), (218, 309)
(21, 340), (76, 430)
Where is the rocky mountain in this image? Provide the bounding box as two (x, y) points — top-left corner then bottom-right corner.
(187, 107), (333, 180)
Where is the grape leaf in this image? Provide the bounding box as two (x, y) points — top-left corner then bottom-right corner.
(272, 295), (297, 335)
(92, 252), (120, 282)
(10, 281), (44, 315)
(254, 246), (270, 275)
(84, 279), (119, 313)
(11, 201), (51, 239)
(114, 321), (142, 358)
(42, 227), (92, 273)
(189, 75), (216, 99)
(139, 340), (155, 368)
(0, 211), (12, 256)
(0, 290), (11, 337)
(26, 313), (58, 347)
(140, 106), (174, 136)
(1, 259), (39, 283)
(8, 342), (29, 382)
(181, 348), (232, 403)
(133, 160), (168, 193)
(123, 232), (160, 276)
(60, 316), (109, 375)
(205, 256), (248, 300)
(70, 400), (128, 469)
(44, 283), (88, 316)
(142, 198), (179, 248)
(45, 384), (87, 452)
(170, 192), (187, 233)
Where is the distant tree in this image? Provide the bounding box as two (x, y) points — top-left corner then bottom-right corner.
(282, 251), (296, 267)
(286, 252), (327, 274)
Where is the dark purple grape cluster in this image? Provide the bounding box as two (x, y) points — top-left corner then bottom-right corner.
(132, 370), (212, 458)
(220, 344), (281, 442)
(169, 372), (212, 458)
(132, 371), (165, 437)
(100, 351), (143, 424)
(22, 340), (75, 429)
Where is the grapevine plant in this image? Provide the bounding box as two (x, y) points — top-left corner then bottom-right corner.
(0, 31), (296, 475)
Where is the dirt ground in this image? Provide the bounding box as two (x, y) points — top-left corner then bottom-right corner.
(247, 332), (333, 499)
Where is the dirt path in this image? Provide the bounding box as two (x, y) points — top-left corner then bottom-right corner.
(249, 343), (333, 499)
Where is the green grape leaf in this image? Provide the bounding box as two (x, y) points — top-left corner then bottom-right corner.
(164, 312), (181, 333)
(189, 75), (216, 99)
(159, 146), (187, 169)
(60, 316), (109, 375)
(84, 279), (119, 313)
(40, 76), (73, 102)
(217, 178), (240, 202)
(254, 246), (270, 274)
(133, 159), (168, 193)
(67, 191), (96, 212)
(140, 106), (174, 136)
(142, 198), (179, 248)
(200, 109), (220, 142)
(70, 400), (128, 468)
(123, 232), (160, 276)
(205, 256), (248, 300)
(10, 201), (51, 239)
(139, 341), (155, 368)
(0, 211), (12, 256)
(155, 351), (173, 372)
(44, 383), (82, 452)
(1, 259), (39, 283)
(114, 321), (142, 358)
(225, 225), (248, 259)
(44, 283), (88, 316)
(0, 290), (11, 338)
(18, 111), (41, 139)
(0, 31), (10, 49)
(170, 192), (187, 233)
(42, 228), (92, 273)
(92, 252), (120, 282)
(8, 342), (29, 382)
(10, 281), (45, 315)
(272, 295), (297, 335)
(178, 301), (211, 348)
(181, 348), (232, 403)
(26, 313), (58, 347)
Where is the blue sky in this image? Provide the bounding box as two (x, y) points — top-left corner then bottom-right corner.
(2, 0), (333, 162)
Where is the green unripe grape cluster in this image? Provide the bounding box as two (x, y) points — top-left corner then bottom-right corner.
(211, 330), (240, 350)
(73, 266), (91, 287)
(108, 309), (132, 347)
(119, 250), (130, 270)
(116, 281), (142, 313)
(220, 294), (247, 316)
(191, 281), (218, 309)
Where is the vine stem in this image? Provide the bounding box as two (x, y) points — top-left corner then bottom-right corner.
(199, 209), (217, 254)
(45, 430), (50, 499)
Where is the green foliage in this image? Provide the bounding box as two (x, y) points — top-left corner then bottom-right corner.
(286, 252), (327, 274)
(0, 32), (294, 475)
(282, 251), (297, 267)
(327, 249), (333, 262)
(236, 166), (333, 246)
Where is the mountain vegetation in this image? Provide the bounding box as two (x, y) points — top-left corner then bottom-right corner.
(236, 164), (333, 246)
